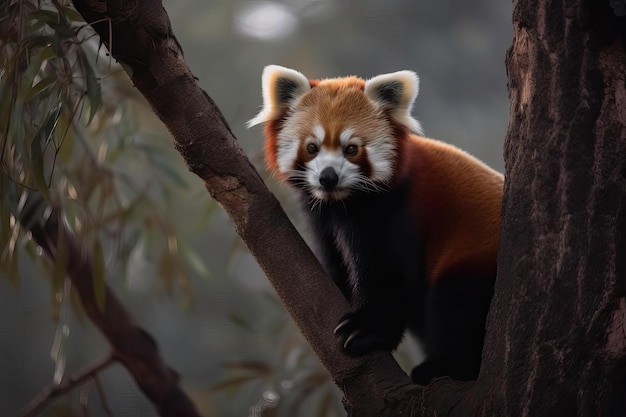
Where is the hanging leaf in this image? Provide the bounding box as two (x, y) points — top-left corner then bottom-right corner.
(51, 291), (70, 384)
(39, 44), (56, 61)
(92, 238), (106, 312)
(19, 47), (45, 100)
(69, 285), (87, 325)
(0, 82), (14, 141)
(180, 243), (211, 279)
(60, 6), (85, 23)
(78, 51), (102, 124)
(30, 104), (62, 200)
(28, 10), (60, 27)
(30, 126), (51, 201)
(55, 111), (75, 162)
(10, 98), (25, 149)
(0, 204), (21, 288)
(23, 76), (56, 103)
(158, 248), (175, 295)
(228, 313), (254, 332)
(40, 103), (62, 146)
(51, 239), (68, 322)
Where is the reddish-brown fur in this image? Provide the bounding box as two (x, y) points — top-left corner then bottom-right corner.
(263, 77), (503, 287)
(403, 136), (502, 286)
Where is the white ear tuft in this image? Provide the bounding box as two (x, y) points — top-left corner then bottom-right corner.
(364, 70), (423, 135)
(247, 65), (311, 128)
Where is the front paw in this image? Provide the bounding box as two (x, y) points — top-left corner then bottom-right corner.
(334, 311), (401, 356)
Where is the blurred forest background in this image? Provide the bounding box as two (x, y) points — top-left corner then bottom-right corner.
(0, 0), (511, 416)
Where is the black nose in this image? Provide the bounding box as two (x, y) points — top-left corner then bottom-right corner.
(319, 167), (339, 190)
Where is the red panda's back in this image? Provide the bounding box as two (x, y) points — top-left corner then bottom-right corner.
(403, 134), (504, 287)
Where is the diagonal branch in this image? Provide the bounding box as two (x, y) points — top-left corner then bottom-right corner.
(18, 353), (115, 417)
(14, 192), (202, 417)
(69, 1), (465, 415)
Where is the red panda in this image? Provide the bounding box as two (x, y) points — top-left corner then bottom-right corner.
(248, 65), (503, 385)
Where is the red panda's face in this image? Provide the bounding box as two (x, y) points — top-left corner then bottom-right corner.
(276, 81), (397, 201)
(249, 66), (423, 202)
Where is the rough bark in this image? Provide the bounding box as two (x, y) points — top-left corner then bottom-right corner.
(474, 1), (626, 416)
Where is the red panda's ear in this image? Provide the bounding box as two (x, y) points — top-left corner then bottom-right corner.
(247, 65), (311, 128)
(364, 71), (423, 135)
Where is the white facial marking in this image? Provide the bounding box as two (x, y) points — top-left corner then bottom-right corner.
(305, 146), (361, 201)
(276, 138), (300, 174)
(339, 128), (355, 146)
(364, 128), (396, 183)
(277, 116), (398, 201)
(339, 126), (396, 184)
(275, 112), (312, 174)
(313, 124), (325, 143)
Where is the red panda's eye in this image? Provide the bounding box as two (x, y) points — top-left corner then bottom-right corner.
(307, 143), (319, 155)
(344, 144), (358, 156)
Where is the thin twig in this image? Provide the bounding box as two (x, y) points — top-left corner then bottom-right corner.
(79, 380), (93, 417)
(18, 353), (116, 417)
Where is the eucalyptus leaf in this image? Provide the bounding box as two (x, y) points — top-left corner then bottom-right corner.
(9, 98), (25, 148)
(29, 104), (62, 200)
(92, 238), (106, 312)
(23, 76), (56, 102)
(51, 238), (68, 321)
(60, 6), (84, 23)
(30, 126), (51, 201)
(181, 243), (211, 279)
(28, 9), (59, 26)
(78, 50), (102, 123)
(158, 248), (175, 295)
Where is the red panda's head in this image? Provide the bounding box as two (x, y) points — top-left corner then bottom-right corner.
(248, 65), (423, 201)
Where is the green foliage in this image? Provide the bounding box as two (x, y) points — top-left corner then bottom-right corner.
(0, 0), (210, 307)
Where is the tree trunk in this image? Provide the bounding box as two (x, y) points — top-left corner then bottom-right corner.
(474, 1), (626, 416)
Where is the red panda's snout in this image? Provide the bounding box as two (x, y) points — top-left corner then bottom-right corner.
(319, 167), (339, 191)
(303, 145), (363, 201)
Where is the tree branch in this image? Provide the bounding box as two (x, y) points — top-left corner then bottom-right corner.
(18, 354), (115, 417)
(14, 192), (203, 417)
(67, 1), (447, 415)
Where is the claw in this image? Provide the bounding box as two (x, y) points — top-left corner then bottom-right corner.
(334, 318), (351, 334)
(343, 330), (361, 350)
